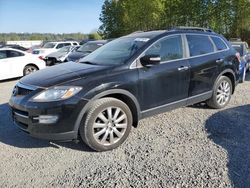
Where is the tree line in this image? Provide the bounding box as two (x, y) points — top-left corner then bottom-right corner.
(0, 33), (102, 43)
(98, 0), (250, 44)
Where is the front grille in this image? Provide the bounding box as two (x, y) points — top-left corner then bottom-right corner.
(16, 86), (33, 96)
(13, 108), (29, 117)
(12, 83), (36, 96)
(12, 108), (29, 130)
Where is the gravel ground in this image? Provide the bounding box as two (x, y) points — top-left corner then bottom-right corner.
(0, 74), (250, 188)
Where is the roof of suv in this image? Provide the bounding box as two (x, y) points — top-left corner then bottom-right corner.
(125, 27), (219, 40)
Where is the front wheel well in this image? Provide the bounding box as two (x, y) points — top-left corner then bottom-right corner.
(101, 94), (139, 128)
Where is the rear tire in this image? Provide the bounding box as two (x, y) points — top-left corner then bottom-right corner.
(23, 65), (38, 76)
(79, 98), (132, 151)
(207, 76), (232, 109)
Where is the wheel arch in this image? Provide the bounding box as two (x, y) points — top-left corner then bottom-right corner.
(23, 63), (39, 75)
(215, 69), (236, 94)
(73, 89), (141, 134)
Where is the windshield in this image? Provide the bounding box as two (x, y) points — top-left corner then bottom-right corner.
(43, 42), (56, 49)
(77, 43), (102, 53)
(80, 37), (149, 65)
(58, 46), (71, 52)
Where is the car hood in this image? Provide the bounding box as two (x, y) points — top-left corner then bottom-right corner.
(20, 62), (109, 88)
(47, 51), (67, 58)
(67, 51), (90, 61)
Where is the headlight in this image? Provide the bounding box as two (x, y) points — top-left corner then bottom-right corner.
(32, 86), (82, 102)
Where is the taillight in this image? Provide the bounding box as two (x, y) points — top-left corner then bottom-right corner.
(38, 56), (44, 60)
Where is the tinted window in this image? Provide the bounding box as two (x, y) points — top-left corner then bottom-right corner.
(7, 50), (24, 58)
(56, 43), (64, 49)
(43, 42), (56, 48)
(145, 35), (183, 62)
(187, 35), (214, 56)
(73, 43), (78, 45)
(77, 43), (103, 52)
(63, 43), (71, 47)
(0, 50), (7, 59)
(211, 37), (227, 51)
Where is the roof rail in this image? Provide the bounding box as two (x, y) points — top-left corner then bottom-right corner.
(170, 26), (214, 33)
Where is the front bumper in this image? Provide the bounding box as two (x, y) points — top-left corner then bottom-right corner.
(9, 88), (88, 141)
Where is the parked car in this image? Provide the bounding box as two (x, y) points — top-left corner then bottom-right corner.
(0, 48), (46, 80)
(32, 41), (79, 59)
(231, 41), (250, 82)
(9, 27), (240, 151)
(44, 45), (80, 66)
(1, 44), (28, 51)
(66, 40), (107, 62)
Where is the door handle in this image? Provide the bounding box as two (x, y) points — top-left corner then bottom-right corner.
(178, 66), (189, 71)
(216, 58), (224, 63)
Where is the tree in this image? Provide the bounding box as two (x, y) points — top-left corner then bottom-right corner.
(98, 0), (250, 44)
(88, 32), (102, 40)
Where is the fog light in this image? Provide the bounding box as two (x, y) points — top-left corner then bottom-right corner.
(34, 115), (58, 124)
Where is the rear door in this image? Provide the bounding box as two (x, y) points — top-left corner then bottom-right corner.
(185, 34), (226, 97)
(6, 50), (26, 78)
(138, 35), (190, 112)
(0, 50), (11, 80)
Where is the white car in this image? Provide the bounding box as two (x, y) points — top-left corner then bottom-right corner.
(32, 41), (79, 59)
(0, 48), (46, 80)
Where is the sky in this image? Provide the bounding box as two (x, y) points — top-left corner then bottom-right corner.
(0, 0), (104, 34)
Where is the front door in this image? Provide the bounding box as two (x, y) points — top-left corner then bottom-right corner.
(0, 50), (11, 80)
(138, 35), (190, 113)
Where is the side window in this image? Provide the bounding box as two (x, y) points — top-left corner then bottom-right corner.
(0, 51), (7, 59)
(7, 50), (24, 58)
(145, 35), (183, 62)
(187, 35), (215, 56)
(73, 43), (78, 45)
(64, 43), (71, 46)
(56, 43), (64, 49)
(211, 36), (227, 51)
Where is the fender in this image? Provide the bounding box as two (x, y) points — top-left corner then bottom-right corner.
(213, 68), (237, 92)
(73, 88), (141, 133)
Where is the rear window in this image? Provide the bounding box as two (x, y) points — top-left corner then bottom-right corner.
(187, 35), (215, 57)
(211, 37), (228, 51)
(7, 50), (24, 57)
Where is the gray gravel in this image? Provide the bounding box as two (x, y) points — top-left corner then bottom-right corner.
(0, 74), (250, 188)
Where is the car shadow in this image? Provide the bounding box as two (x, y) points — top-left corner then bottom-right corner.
(0, 103), (92, 152)
(205, 105), (250, 188)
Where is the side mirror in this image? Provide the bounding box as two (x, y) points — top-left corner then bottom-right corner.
(140, 54), (161, 67)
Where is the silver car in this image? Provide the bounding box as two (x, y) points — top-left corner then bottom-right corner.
(45, 45), (79, 66)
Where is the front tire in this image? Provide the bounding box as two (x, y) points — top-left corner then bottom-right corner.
(79, 98), (133, 151)
(207, 76), (232, 109)
(23, 65), (38, 76)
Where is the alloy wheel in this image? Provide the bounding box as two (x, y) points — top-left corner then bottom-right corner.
(25, 66), (37, 75)
(92, 106), (128, 146)
(216, 80), (231, 106)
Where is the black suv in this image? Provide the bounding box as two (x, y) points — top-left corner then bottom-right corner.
(9, 27), (240, 151)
